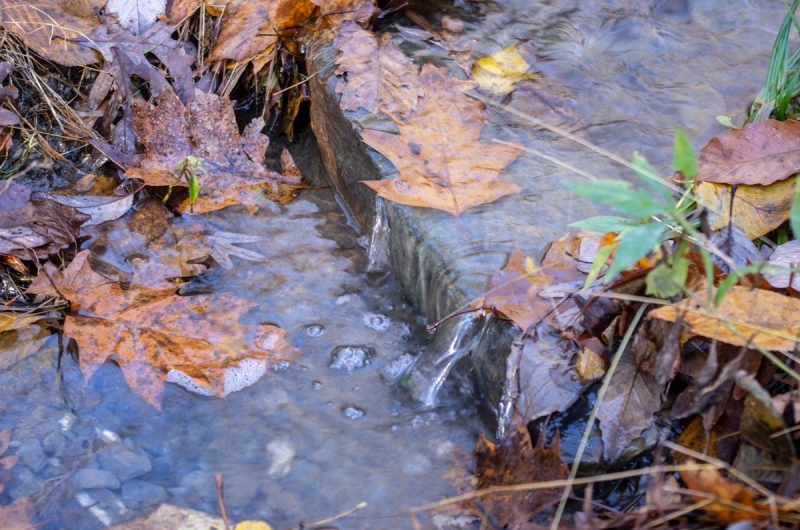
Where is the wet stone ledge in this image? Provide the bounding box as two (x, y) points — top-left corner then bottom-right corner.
(305, 1), (786, 460)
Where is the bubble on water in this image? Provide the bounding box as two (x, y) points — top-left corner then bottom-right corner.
(335, 294), (352, 305)
(166, 358), (268, 397)
(305, 324), (325, 338)
(362, 313), (391, 332)
(272, 360), (290, 372)
(380, 353), (415, 383)
(329, 346), (374, 372)
(312, 380), (323, 390)
(341, 405), (366, 419)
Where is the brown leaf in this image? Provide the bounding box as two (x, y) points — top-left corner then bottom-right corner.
(0, 181), (89, 259)
(697, 119), (800, 186)
(472, 237), (585, 331)
(695, 177), (796, 239)
(311, 0), (377, 27)
(125, 88), (290, 214)
(28, 250), (300, 408)
(108, 503), (224, 529)
(334, 22), (422, 119)
(764, 240), (800, 291)
(0, 497), (36, 530)
(680, 463), (768, 522)
(0, 0), (102, 66)
(596, 351), (661, 462)
(474, 414), (567, 528)
(361, 63), (521, 216)
(648, 286), (800, 351)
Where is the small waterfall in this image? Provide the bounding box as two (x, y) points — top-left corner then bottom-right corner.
(408, 313), (491, 408)
(366, 197), (390, 275)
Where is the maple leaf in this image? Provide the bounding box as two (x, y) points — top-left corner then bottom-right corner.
(474, 413), (567, 528)
(0, 0), (103, 66)
(680, 463), (770, 522)
(124, 88), (294, 214)
(0, 181), (89, 259)
(361, 63), (521, 216)
(28, 250), (299, 408)
(648, 286), (800, 351)
(334, 21), (422, 119)
(697, 119), (800, 186)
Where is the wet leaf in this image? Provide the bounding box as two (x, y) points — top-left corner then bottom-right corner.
(311, 0), (377, 27)
(361, 64), (521, 216)
(334, 22), (422, 119)
(0, 0), (102, 66)
(108, 503), (224, 529)
(695, 177), (796, 239)
(596, 351), (661, 462)
(234, 522), (273, 530)
(763, 239), (800, 290)
(697, 119), (800, 186)
(0, 181), (89, 259)
(680, 463), (769, 522)
(708, 226), (762, 273)
(648, 286), (800, 351)
(472, 241), (584, 332)
(471, 43), (536, 95)
(106, 0), (166, 34)
(125, 88), (293, 214)
(0, 497), (35, 530)
(576, 347), (605, 384)
(28, 250), (300, 408)
(40, 191), (135, 227)
(474, 414), (568, 528)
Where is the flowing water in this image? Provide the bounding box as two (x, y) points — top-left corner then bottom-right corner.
(0, 1), (793, 528)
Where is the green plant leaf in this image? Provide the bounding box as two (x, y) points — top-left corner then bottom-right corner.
(716, 115), (735, 128)
(606, 222), (666, 279)
(584, 242), (614, 289)
(188, 173), (199, 206)
(673, 129), (697, 184)
(567, 180), (665, 219)
(645, 252), (689, 298)
(570, 216), (635, 233)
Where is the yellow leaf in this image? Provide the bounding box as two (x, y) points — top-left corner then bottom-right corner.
(471, 44), (537, 95)
(575, 348), (605, 384)
(235, 522), (273, 530)
(694, 177), (796, 239)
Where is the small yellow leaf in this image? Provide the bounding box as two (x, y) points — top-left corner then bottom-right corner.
(524, 256), (537, 275)
(471, 44), (537, 95)
(575, 348), (605, 384)
(235, 521), (273, 530)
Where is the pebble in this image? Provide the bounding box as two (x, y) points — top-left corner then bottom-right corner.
(99, 446), (152, 481)
(71, 468), (121, 490)
(7, 466), (41, 499)
(17, 438), (46, 472)
(341, 405), (366, 419)
(42, 431), (67, 457)
(121, 480), (168, 510)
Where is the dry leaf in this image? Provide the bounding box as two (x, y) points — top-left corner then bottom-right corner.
(680, 463), (768, 522)
(334, 22), (421, 119)
(311, 0), (377, 27)
(0, 497), (36, 530)
(764, 239), (800, 291)
(695, 177), (796, 239)
(697, 119), (800, 186)
(576, 347), (605, 384)
(474, 414), (567, 528)
(105, 0), (166, 34)
(125, 88), (291, 214)
(649, 286), (800, 351)
(28, 250), (300, 408)
(0, 181), (89, 259)
(0, 0), (102, 66)
(361, 63), (521, 216)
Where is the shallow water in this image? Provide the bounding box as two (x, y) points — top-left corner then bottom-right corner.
(0, 190), (480, 529)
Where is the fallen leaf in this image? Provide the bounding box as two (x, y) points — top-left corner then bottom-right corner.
(28, 250), (300, 407)
(166, 0), (232, 22)
(697, 119), (800, 186)
(334, 22), (422, 119)
(106, 0), (166, 34)
(40, 190), (135, 227)
(234, 522), (273, 530)
(596, 351), (661, 462)
(0, 181), (89, 259)
(517, 331), (584, 422)
(764, 239), (800, 291)
(680, 463), (768, 522)
(0, 497), (35, 530)
(361, 63), (521, 216)
(576, 347), (605, 384)
(708, 226), (762, 273)
(472, 237), (585, 331)
(125, 88), (291, 214)
(648, 286), (800, 351)
(474, 414), (567, 528)
(311, 0), (377, 27)
(108, 503), (224, 529)
(695, 177), (796, 239)
(471, 43), (536, 95)
(0, 0), (102, 66)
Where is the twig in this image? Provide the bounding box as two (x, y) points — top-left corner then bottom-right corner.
(215, 473), (231, 530)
